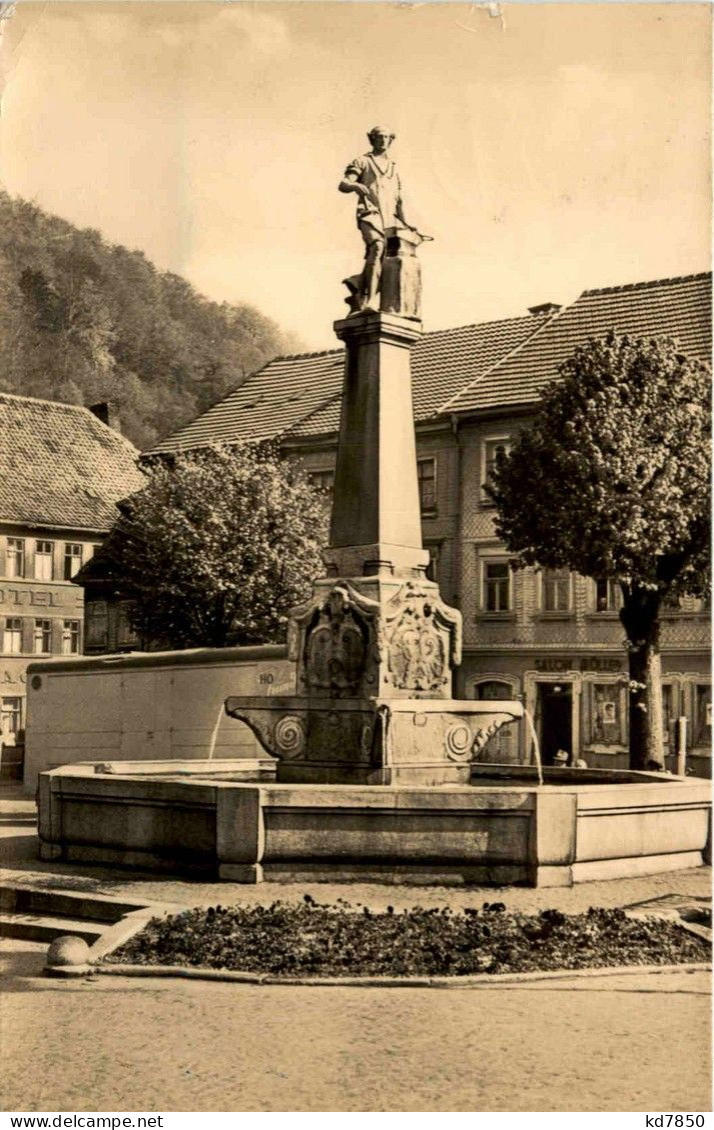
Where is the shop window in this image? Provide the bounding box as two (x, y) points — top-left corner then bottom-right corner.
(473, 680), (517, 762)
(33, 619), (52, 655)
(3, 618), (22, 655)
(662, 683), (675, 746)
(1, 696), (23, 742)
(594, 578), (622, 612)
(34, 540), (54, 581)
(307, 469), (334, 496)
(6, 538), (25, 579)
(481, 437), (510, 505)
(588, 682), (626, 747)
(117, 602), (139, 647)
(417, 458), (436, 514)
(482, 560), (511, 612)
(542, 569), (571, 612)
(692, 684), (711, 749)
(86, 601), (109, 647)
(61, 620), (81, 656)
(64, 543), (84, 580)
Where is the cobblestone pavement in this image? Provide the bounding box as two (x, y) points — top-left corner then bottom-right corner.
(1, 940), (711, 1113)
(3, 863), (712, 916)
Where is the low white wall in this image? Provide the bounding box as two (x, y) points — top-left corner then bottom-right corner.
(24, 645), (294, 790)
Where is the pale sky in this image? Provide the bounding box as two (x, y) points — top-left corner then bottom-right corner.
(1, 1), (711, 348)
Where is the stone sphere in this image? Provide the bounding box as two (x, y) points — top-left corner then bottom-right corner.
(47, 935), (91, 967)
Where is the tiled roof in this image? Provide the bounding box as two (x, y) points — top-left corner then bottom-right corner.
(0, 393), (145, 530)
(447, 272), (712, 415)
(149, 313), (548, 452)
(148, 272), (712, 453)
(148, 350), (345, 454)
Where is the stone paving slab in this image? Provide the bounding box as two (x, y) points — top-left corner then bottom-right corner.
(2, 858), (710, 917)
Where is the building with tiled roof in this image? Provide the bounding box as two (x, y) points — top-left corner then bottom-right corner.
(444, 272), (711, 416)
(148, 310), (552, 454)
(142, 272), (713, 774)
(0, 394), (145, 774)
(150, 273), (711, 454)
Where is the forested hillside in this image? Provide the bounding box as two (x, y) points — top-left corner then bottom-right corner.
(0, 191), (302, 449)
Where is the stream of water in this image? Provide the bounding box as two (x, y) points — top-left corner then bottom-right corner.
(206, 701), (224, 761)
(523, 707), (544, 786)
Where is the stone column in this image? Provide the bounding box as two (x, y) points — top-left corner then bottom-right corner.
(326, 310), (429, 579)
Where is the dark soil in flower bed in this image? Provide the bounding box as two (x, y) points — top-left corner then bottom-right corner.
(106, 898), (711, 977)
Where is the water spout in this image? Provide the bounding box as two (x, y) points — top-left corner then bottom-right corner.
(207, 701), (224, 762)
(523, 708), (544, 786)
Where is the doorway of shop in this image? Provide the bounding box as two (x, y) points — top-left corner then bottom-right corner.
(536, 682), (573, 765)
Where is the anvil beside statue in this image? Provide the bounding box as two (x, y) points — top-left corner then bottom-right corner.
(343, 225), (428, 320)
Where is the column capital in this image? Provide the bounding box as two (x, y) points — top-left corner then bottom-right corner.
(333, 311), (423, 349)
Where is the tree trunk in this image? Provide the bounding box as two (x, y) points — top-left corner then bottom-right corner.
(620, 588), (665, 771)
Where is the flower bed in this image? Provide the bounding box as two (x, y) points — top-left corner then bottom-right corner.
(106, 898), (711, 978)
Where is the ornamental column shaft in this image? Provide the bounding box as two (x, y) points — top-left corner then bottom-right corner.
(327, 310), (428, 578)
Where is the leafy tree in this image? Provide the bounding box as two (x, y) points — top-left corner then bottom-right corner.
(0, 190), (302, 449)
(100, 443), (328, 649)
(488, 333), (711, 770)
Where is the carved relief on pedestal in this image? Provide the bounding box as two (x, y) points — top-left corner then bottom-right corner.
(308, 709), (375, 765)
(274, 715), (307, 759)
(289, 583), (381, 697)
(389, 609), (446, 691)
(381, 582), (462, 693)
(445, 723), (472, 762)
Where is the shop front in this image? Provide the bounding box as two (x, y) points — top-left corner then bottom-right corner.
(0, 657), (27, 778)
(463, 649), (711, 777)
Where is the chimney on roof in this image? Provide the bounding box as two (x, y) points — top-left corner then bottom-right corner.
(528, 301), (562, 317)
(89, 401), (120, 432)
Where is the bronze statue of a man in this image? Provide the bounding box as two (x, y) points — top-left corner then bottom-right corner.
(339, 126), (417, 313)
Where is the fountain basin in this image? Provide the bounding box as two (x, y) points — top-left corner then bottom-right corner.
(224, 696), (525, 785)
(38, 761), (711, 887)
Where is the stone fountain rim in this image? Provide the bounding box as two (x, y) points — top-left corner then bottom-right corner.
(224, 696), (525, 715)
(42, 760), (703, 792)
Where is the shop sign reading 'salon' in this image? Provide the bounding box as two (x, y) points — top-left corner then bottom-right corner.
(534, 656), (624, 673)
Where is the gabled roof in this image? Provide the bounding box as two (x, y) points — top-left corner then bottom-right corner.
(447, 272), (712, 415)
(148, 350), (344, 454)
(0, 393), (145, 530)
(148, 271), (712, 454)
(148, 312), (549, 452)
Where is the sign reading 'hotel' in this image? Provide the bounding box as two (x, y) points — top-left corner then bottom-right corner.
(0, 587), (82, 609)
